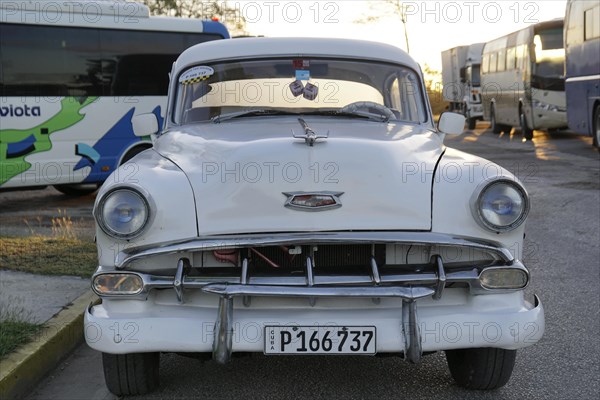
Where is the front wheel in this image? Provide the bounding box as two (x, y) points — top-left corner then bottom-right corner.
(102, 352), (160, 396)
(490, 104), (501, 134)
(446, 347), (516, 390)
(467, 117), (477, 130)
(520, 110), (534, 140)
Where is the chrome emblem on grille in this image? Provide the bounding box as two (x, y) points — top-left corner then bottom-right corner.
(283, 191), (344, 211)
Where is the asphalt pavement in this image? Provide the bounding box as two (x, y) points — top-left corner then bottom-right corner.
(21, 125), (600, 399)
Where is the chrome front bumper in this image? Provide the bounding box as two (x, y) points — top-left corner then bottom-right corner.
(91, 232), (537, 364)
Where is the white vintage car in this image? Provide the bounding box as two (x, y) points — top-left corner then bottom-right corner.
(85, 38), (544, 395)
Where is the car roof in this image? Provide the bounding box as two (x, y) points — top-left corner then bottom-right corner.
(174, 37), (420, 72)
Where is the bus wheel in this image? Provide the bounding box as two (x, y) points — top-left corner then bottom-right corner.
(467, 116), (477, 130)
(53, 184), (99, 197)
(490, 105), (501, 134)
(520, 110), (534, 140)
(446, 347), (516, 390)
(593, 104), (600, 149)
(102, 352), (160, 396)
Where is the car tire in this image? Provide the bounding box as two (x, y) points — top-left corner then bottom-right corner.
(446, 347), (516, 390)
(102, 352), (160, 396)
(520, 109), (534, 140)
(490, 104), (501, 134)
(53, 183), (99, 196)
(593, 103), (600, 149)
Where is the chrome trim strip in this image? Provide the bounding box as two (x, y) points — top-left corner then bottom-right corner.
(402, 300), (422, 363)
(213, 296), (233, 364)
(201, 284), (436, 299)
(565, 74), (600, 83)
(306, 256), (316, 306)
(432, 256), (446, 301)
(114, 232), (513, 268)
(173, 258), (186, 303)
(241, 258), (251, 307)
(306, 256), (314, 287)
(370, 257), (381, 284)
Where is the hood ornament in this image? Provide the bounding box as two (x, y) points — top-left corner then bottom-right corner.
(292, 118), (329, 147)
(283, 191), (344, 211)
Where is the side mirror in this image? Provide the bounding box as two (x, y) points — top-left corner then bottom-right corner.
(132, 113), (159, 137)
(459, 67), (466, 83)
(438, 112), (465, 135)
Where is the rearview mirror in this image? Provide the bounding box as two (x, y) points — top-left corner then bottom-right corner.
(438, 112), (465, 135)
(132, 113), (159, 137)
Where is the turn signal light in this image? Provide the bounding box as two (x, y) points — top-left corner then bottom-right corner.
(479, 268), (528, 290)
(93, 273), (143, 295)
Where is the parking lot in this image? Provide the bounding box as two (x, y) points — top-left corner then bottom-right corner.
(3, 124), (595, 399)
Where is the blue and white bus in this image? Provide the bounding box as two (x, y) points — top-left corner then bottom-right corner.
(0, 1), (229, 195)
(565, 0), (600, 148)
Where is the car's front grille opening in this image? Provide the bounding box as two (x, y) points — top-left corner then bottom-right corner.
(247, 244), (386, 274)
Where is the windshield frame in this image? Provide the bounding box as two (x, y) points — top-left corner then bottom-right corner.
(167, 56), (432, 128)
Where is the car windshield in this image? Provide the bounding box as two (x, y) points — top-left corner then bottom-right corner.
(173, 57), (427, 125)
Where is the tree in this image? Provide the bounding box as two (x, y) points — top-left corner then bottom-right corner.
(421, 64), (446, 116)
(355, 1), (411, 53)
(138, 0), (247, 36)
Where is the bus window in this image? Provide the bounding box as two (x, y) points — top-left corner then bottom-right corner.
(101, 30), (223, 96)
(0, 24), (101, 97)
(507, 47), (516, 70)
(482, 53), (489, 74)
(585, 6), (600, 40)
(497, 50), (506, 72)
(470, 64), (481, 86)
(489, 52), (497, 73)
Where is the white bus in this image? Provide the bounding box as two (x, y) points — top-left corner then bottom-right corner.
(481, 19), (567, 140)
(0, 0), (229, 195)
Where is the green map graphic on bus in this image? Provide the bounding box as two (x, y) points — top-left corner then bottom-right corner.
(0, 97), (97, 185)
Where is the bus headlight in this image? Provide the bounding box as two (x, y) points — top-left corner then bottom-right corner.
(471, 179), (530, 232)
(96, 188), (150, 238)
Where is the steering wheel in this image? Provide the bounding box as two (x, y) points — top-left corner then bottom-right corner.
(340, 101), (396, 121)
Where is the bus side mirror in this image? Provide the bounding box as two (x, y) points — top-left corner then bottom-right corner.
(438, 112), (465, 135)
(132, 113), (159, 137)
(459, 67), (466, 83)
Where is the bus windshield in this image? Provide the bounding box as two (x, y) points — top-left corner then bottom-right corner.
(533, 28), (565, 79)
(469, 65), (481, 86)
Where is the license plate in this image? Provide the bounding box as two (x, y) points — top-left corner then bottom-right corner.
(264, 326), (376, 355)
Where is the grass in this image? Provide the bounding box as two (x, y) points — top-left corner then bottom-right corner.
(0, 210), (94, 359)
(0, 318), (42, 359)
(0, 302), (43, 360)
(0, 236), (97, 278)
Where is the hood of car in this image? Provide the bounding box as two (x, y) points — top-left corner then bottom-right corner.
(154, 117), (444, 235)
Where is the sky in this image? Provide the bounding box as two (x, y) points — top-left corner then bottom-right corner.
(235, 0), (568, 71)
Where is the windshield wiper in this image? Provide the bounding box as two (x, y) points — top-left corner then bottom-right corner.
(302, 110), (389, 122)
(212, 109), (291, 123)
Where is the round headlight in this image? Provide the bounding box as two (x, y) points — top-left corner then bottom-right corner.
(97, 189), (150, 238)
(473, 180), (529, 232)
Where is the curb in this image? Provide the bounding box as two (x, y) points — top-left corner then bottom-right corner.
(0, 290), (98, 400)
